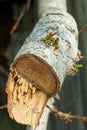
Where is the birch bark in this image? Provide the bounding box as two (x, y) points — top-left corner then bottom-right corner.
(6, 0), (82, 130)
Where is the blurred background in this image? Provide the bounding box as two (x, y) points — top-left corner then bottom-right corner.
(0, 0), (87, 130)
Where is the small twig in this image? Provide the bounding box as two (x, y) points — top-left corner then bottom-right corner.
(0, 104), (7, 110)
(10, 0), (31, 35)
(47, 105), (87, 123)
(26, 0), (31, 11)
(10, 4), (26, 35)
(78, 24), (87, 35)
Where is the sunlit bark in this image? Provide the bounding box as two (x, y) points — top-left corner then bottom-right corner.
(6, 0), (82, 130)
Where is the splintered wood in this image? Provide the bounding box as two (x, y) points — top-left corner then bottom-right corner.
(6, 68), (48, 128)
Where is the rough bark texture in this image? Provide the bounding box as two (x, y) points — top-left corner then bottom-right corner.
(38, 0), (67, 18)
(6, 0), (81, 129)
(15, 10), (79, 86)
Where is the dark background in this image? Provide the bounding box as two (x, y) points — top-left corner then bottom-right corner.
(0, 0), (87, 130)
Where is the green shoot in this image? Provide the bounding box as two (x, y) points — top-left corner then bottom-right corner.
(43, 32), (59, 50)
(74, 64), (83, 72)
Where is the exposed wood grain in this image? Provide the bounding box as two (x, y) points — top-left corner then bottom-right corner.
(6, 68), (49, 128)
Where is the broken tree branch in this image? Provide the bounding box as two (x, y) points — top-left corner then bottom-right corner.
(6, 0), (82, 129)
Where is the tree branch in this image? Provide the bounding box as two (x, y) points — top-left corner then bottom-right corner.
(6, 0), (82, 129)
(47, 105), (87, 123)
